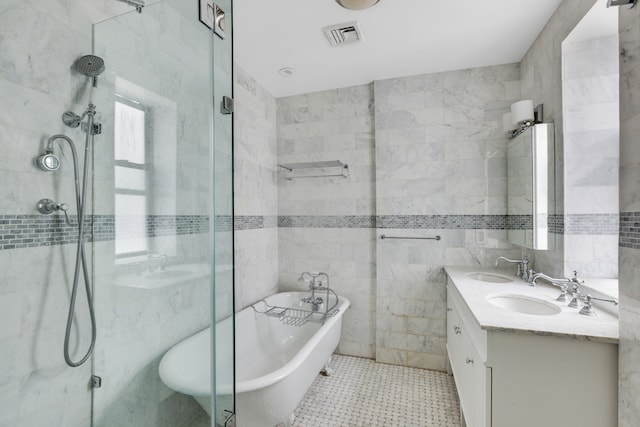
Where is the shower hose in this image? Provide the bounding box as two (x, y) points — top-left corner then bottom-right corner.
(51, 113), (97, 367)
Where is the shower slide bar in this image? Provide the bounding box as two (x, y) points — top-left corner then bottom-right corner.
(380, 234), (442, 241)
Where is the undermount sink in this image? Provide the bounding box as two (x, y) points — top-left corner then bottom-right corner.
(465, 272), (513, 283)
(487, 294), (561, 316)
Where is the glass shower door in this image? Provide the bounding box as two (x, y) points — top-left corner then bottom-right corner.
(211, 0), (236, 425)
(91, 1), (234, 426)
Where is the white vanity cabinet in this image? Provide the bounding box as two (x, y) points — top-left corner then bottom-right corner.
(446, 277), (618, 427)
(446, 285), (490, 427)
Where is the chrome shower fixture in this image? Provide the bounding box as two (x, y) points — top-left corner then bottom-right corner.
(73, 54), (105, 103)
(35, 151), (60, 171)
(115, 0), (145, 13)
(34, 133), (96, 367)
(74, 54), (105, 80)
(63, 55), (104, 134)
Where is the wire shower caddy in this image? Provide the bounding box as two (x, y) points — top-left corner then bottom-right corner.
(250, 299), (340, 327)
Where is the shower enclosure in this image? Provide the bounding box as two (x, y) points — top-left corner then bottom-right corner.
(88, 0), (234, 426)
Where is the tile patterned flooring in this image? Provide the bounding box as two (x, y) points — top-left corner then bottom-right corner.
(291, 355), (461, 427)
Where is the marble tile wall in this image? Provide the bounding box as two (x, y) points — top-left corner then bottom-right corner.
(374, 65), (523, 370)
(563, 35), (619, 278)
(519, 0), (598, 275)
(274, 70), (524, 368)
(0, 1), (218, 426)
(618, 3), (640, 426)
(0, 1), (96, 425)
(519, 2), (639, 425)
(277, 84), (377, 358)
(233, 65), (280, 310)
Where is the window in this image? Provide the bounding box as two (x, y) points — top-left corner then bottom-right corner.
(114, 97), (148, 258)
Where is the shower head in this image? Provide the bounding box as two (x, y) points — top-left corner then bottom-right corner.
(73, 55), (105, 105)
(74, 55), (105, 78)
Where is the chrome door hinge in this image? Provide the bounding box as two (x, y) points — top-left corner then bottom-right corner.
(212, 3), (226, 39)
(91, 375), (102, 388)
(221, 96), (234, 115)
(223, 410), (235, 427)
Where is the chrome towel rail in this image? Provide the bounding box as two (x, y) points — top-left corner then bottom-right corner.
(380, 234), (441, 241)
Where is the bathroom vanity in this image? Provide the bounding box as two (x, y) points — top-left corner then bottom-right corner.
(445, 266), (618, 427)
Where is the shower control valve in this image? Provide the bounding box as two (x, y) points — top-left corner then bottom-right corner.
(37, 199), (71, 225)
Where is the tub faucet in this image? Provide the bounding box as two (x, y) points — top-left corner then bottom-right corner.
(298, 271), (330, 312)
(495, 256), (529, 280)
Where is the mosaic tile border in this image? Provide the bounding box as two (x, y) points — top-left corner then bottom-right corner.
(548, 214), (563, 235)
(275, 214), (617, 236)
(376, 214), (508, 230)
(278, 214), (525, 230)
(620, 212), (640, 249)
(3, 213), (633, 250)
(279, 215), (376, 228)
(235, 215), (277, 230)
(0, 214), (211, 251)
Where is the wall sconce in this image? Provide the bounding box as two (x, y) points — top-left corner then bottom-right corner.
(505, 100), (544, 139)
(503, 112), (515, 133)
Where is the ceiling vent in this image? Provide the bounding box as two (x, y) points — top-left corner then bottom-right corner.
(322, 21), (364, 46)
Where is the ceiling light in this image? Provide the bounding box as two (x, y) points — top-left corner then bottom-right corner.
(279, 67), (296, 77)
(335, 0), (380, 10)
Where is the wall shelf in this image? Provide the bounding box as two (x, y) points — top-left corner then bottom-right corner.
(277, 160), (349, 180)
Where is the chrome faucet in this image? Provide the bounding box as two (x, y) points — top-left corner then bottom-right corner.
(530, 272), (571, 302)
(298, 271), (330, 312)
(530, 271), (584, 303)
(495, 256), (530, 280)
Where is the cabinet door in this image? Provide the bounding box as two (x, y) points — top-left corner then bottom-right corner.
(447, 291), (476, 425)
(467, 338), (490, 427)
(447, 285), (490, 427)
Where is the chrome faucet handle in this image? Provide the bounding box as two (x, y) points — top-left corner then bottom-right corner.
(578, 294), (619, 316)
(56, 203), (71, 226)
(515, 262), (523, 279)
(555, 283), (569, 302)
(527, 269), (537, 285)
(37, 199), (71, 225)
(568, 283), (582, 308)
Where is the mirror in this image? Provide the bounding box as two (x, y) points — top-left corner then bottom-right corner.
(561, 0), (619, 279)
(507, 124), (555, 250)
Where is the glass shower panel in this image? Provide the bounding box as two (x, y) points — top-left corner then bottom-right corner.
(211, 0), (235, 425)
(91, 0), (233, 426)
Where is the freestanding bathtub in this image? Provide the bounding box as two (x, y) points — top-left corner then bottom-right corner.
(159, 291), (350, 426)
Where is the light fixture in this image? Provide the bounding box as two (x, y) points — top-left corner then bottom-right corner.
(335, 0), (380, 10)
(502, 112), (515, 134)
(511, 100), (534, 126)
(279, 67), (296, 77)
(505, 100), (544, 139)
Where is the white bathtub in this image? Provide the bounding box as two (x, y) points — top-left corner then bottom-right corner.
(159, 291), (350, 426)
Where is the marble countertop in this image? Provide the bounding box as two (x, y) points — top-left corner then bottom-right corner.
(445, 266), (619, 344)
